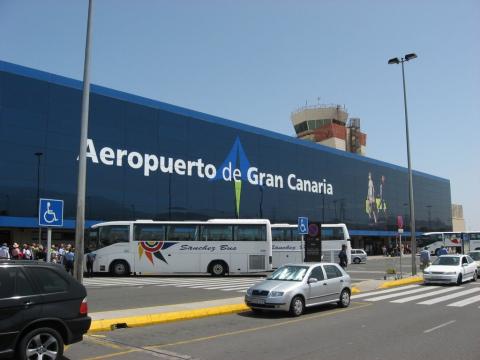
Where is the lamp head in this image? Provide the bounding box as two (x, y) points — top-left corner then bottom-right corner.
(405, 53), (418, 61)
(388, 57), (400, 65)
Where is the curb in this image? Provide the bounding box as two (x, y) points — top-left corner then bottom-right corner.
(88, 303), (249, 333)
(89, 286), (362, 333)
(379, 276), (423, 289)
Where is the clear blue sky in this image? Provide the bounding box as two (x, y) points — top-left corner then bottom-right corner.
(1, 0), (479, 229)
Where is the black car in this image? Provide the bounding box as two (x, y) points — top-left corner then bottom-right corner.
(0, 260), (91, 360)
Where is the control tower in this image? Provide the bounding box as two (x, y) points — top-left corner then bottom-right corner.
(291, 104), (366, 155)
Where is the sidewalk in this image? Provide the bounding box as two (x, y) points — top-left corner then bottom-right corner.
(88, 275), (423, 333)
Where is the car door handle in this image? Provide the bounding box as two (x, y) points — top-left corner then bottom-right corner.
(340, 279), (344, 283)
(23, 300), (34, 307)
(323, 283), (328, 286)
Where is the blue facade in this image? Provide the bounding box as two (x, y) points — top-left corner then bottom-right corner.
(0, 61), (452, 242)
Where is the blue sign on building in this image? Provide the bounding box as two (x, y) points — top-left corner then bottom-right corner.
(298, 217), (308, 235)
(39, 198), (64, 227)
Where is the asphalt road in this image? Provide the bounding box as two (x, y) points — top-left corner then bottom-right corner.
(66, 281), (480, 360)
(85, 256), (422, 312)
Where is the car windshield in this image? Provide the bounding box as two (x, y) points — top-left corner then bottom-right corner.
(268, 265), (309, 281)
(468, 252), (480, 261)
(432, 257), (460, 266)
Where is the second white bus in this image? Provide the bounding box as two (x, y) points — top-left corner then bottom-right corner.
(271, 223), (351, 268)
(86, 219), (272, 276)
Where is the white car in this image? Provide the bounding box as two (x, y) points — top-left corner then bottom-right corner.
(468, 251), (480, 268)
(424, 254), (478, 285)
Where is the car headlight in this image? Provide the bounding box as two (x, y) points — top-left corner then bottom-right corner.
(246, 288), (253, 296)
(423, 271), (431, 275)
(268, 291), (284, 297)
(444, 272), (456, 275)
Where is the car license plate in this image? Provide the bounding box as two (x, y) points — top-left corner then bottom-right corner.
(250, 298), (265, 305)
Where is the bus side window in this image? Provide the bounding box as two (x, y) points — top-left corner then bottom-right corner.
(201, 225), (233, 241)
(167, 225), (198, 241)
(235, 225), (265, 241)
(134, 224), (165, 242)
(99, 226), (129, 248)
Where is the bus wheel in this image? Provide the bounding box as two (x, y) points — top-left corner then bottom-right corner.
(210, 261), (227, 276)
(110, 260), (130, 277)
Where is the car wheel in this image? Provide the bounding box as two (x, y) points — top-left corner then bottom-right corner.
(472, 271), (478, 282)
(456, 274), (462, 286)
(18, 327), (64, 360)
(353, 258), (361, 264)
(338, 289), (351, 308)
(111, 260), (130, 276)
(289, 296), (304, 317)
(210, 261), (227, 276)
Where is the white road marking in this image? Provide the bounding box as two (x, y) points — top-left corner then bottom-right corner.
(418, 288), (480, 305)
(424, 320), (456, 334)
(447, 294), (480, 307)
(351, 285), (419, 299)
(362, 286), (433, 302)
(391, 287), (460, 303)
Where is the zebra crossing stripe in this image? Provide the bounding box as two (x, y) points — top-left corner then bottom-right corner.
(351, 285), (419, 300)
(447, 294), (480, 307)
(221, 285), (254, 291)
(418, 288), (480, 305)
(205, 283), (256, 290)
(390, 287), (460, 303)
(362, 286), (433, 302)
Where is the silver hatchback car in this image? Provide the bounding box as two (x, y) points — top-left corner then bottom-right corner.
(245, 263), (351, 316)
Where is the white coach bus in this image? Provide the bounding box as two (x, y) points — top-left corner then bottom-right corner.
(271, 223), (351, 268)
(85, 219), (272, 276)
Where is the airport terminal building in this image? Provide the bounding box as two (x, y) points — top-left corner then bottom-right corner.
(0, 61), (452, 254)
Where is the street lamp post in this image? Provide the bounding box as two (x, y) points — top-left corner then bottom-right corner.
(74, 0), (94, 283)
(388, 53), (418, 276)
(34, 152), (43, 248)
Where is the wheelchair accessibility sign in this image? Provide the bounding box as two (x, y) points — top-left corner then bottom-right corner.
(39, 198), (64, 227)
(298, 217), (309, 235)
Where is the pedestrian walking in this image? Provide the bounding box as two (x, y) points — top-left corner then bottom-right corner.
(11, 243), (21, 259)
(382, 245), (387, 257)
(420, 247), (431, 272)
(0, 243), (10, 259)
(58, 243), (66, 264)
(64, 245), (75, 275)
(86, 250), (96, 278)
(23, 244), (33, 260)
(338, 244), (348, 269)
(438, 246), (448, 256)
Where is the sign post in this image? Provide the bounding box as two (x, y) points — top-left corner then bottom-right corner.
(397, 216), (404, 278)
(304, 221), (322, 262)
(39, 198), (64, 263)
(298, 217), (308, 263)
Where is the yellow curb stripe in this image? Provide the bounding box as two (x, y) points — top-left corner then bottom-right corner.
(351, 287), (360, 294)
(88, 304), (249, 333)
(379, 276), (423, 289)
